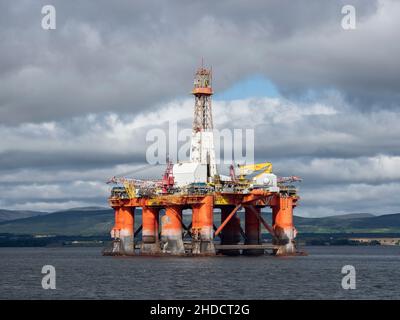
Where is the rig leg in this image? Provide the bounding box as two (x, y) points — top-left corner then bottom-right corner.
(161, 206), (185, 255)
(110, 207), (135, 255)
(272, 196), (296, 255)
(141, 207), (160, 254)
(110, 207), (122, 255)
(220, 206), (241, 255)
(192, 195), (215, 255)
(243, 206), (263, 256)
(191, 206), (201, 254)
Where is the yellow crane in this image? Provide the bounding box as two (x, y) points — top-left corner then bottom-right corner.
(237, 162), (273, 181)
(107, 176), (136, 199)
(123, 180), (136, 199)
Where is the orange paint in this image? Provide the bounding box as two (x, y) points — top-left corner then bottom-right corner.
(271, 195), (296, 254)
(111, 207), (134, 238)
(192, 87), (213, 95)
(142, 207), (159, 243)
(162, 206), (182, 237)
(192, 206), (201, 230)
(192, 195), (214, 239)
(110, 207), (135, 254)
(119, 207), (134, 232)
(216, 205), (241, 238)
(160, 206), (185, 254)
(272, 196), (294, 230)
(112, 207), (122, 236)
(243, 206), (263, 255)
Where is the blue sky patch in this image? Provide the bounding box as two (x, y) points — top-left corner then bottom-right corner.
(214, 75), (280, 100)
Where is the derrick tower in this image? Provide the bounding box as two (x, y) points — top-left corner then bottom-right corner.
(190, 66), (218, 181)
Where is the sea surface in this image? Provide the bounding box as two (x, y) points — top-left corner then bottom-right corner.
(0, 246), (399, 299)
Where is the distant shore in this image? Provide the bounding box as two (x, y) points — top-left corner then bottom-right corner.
(1, 233), (399, 247)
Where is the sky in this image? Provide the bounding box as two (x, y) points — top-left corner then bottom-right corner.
(0, 0), (400, 216)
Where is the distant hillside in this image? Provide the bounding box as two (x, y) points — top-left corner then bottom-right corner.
(64, 206), (110, 211)
(0, 208), (116, 236)
(323, 213), (375, 220)
(293, 213), (400, 233)
(0, 206), (109, 222)
(0, 209), (49, 222)
(0, 208), (399, 236)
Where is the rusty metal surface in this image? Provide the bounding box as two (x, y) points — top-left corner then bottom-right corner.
(109, 190), (279, 208)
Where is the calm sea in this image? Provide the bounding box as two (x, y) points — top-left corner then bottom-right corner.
(0, 246), (399, 299)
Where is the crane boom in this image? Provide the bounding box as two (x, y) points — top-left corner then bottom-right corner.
(238, 162), (273, 179)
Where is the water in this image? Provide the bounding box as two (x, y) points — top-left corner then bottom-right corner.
(0, 246), (399, 299)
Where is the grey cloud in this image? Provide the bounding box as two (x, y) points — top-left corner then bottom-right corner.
(0, 150), (145, 170)
(1, 0), (396, 124)
(214, 97), (400, 160)
(2, 96), (400, 172)
(297, 182), (400, 217)
(1, 96), (399, 215)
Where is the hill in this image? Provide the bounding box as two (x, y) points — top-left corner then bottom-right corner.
(0, 208), (400, 236)
(0, 208), (116, 236)
(0, 209), (49, 222)
(293, 213), (400, 233)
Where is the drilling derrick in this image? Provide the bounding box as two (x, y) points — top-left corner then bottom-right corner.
(105, 64), (303, 257)
(190, 67), (217, 181)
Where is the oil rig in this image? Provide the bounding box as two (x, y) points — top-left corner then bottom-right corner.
(105, 65), (301, 256)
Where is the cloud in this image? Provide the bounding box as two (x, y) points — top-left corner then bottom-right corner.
(1, 94), (399, 215)
(278, 155), (400, 185)
(1, 0), (399, 124)
(298, 182), (400, 217)
(2, 94), (399, 170)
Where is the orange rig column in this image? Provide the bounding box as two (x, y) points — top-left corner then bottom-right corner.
(161, 206), (185, 255)
(271, 195), (296, 255)
(219, 206), (241, 255)
(111, 207), (135, 255)
(141, 207), (160, 254)
(243, 206), (263, 255)
(192, 195), (215, 255)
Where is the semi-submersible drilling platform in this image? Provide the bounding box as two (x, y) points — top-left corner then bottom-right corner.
(105, 66), (301, 256)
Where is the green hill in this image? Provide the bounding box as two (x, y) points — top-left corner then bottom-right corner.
(293, 213), (400, 233)
(0, 208), (400, 236)
(0, 208), (116, 236)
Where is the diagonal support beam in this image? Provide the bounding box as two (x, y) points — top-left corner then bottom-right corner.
(239, 225), (247, 242)
(181, 222), (189, 231)
(134, 225), (142, 238)
(183, 222), (192, 238)
(246, 205), (277, 240)
(214, 204), (241, 238)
